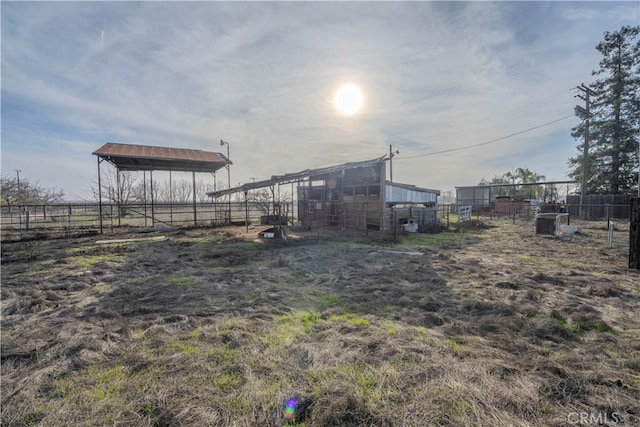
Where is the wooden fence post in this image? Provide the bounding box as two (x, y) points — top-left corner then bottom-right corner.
(630, 197), (639, 269)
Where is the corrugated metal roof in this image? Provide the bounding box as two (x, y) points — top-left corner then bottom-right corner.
(207, 157), (386, 198)
(93, 142), (231, 172)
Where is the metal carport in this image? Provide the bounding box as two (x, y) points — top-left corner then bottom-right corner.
(92, 142), (231, 232)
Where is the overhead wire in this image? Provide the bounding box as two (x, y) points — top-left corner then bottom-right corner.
(395, 114), (575, 160)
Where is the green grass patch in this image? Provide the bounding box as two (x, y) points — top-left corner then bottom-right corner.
(166, 276), (199, 288)
(315, 291), (340, 308)
(92, 365), (128, 400)
(209, 371), (245, 392)
(552, 311), (617, 335)
(442, 337), (460, 353)
(52, 364), (128, 403)
(68, 253), (125, 269)
(560, 319), (616, 334)
(328, 313), (370, 327)
(269, 311), (322, 345)
(417, 326), (427, 342)
(383, 321), (398, 336)
(404, 232), (463, 246)
(207, 345), (239, 365)
(169, 341), (199, 357)
(93, 284), (111, 292)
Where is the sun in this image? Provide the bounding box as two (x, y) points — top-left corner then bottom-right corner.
(334, 83), (364, 116)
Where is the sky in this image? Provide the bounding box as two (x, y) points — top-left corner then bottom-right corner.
(2, 1), (639, 201)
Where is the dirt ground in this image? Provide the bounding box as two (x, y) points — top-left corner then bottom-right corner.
(1, 219), (639, 426)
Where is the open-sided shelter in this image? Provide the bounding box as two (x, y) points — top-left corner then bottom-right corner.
(93, 142), (231, 232)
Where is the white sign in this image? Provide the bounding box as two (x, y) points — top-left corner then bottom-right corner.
(458, 205), (472, 222)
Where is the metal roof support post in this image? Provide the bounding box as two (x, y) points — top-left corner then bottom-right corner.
(379, 161), (386, 231)
(192, 171), (197, 226)
(143, 171), (148, 227)
(150, 170), (155, 227)
(116, 169), (121, 227)
(212, 172), (216, 225)
(170, 171), (173, 225)
(244, 189), (249, 232)
(97, 156), (103, 234)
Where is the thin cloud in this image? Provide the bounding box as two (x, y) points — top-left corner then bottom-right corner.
(1, 1), (638, 198)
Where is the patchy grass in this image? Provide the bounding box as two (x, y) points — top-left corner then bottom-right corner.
(328, 313), (371, 327)
(166, 276), (199, 288)
(403, 232), (475, 247)
(1, 223), (639, 426)
(315, 291), (340, 308)
(208, 266), (234, 273)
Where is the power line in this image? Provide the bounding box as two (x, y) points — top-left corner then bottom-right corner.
(395, 114), (575, 161)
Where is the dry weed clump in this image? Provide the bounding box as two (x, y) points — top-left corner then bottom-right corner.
(1, 222), (639, 425)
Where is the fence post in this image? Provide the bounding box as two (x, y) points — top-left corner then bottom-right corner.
(390, 205), (395, 241)
(364, 202), (368, 237)
(630, 198), (639, 269)
(446, 205), (450, 228)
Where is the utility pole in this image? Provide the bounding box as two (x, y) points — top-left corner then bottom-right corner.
(389, 145), (399, 182)
(15, 169), (22, 205)
(575, 84), (596, 219)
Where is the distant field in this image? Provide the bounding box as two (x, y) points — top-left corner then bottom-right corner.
(1, 220), (639, 426)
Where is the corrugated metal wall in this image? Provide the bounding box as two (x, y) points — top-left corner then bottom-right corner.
(385, 184), (437, 204)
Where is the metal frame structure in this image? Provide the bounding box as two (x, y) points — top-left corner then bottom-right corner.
(207, 157), (440, 233)
(93, 142), (231, 233)
(456, 181), (575, 211)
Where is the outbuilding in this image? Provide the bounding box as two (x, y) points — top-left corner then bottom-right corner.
(207, 158), (440, 233)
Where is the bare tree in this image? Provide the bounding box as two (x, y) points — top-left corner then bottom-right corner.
(1, 175), (64, 209)
(89, 168), (140, 216)
(246, 186), (292, 215)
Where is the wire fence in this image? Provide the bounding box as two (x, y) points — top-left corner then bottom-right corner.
(1, 199), (632, 241)
(0, 201), (297, 240)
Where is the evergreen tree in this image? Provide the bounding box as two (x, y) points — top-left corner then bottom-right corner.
(569, 26), (640, 194)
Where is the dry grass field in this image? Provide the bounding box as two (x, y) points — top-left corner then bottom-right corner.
(1, 219), (639, 426)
